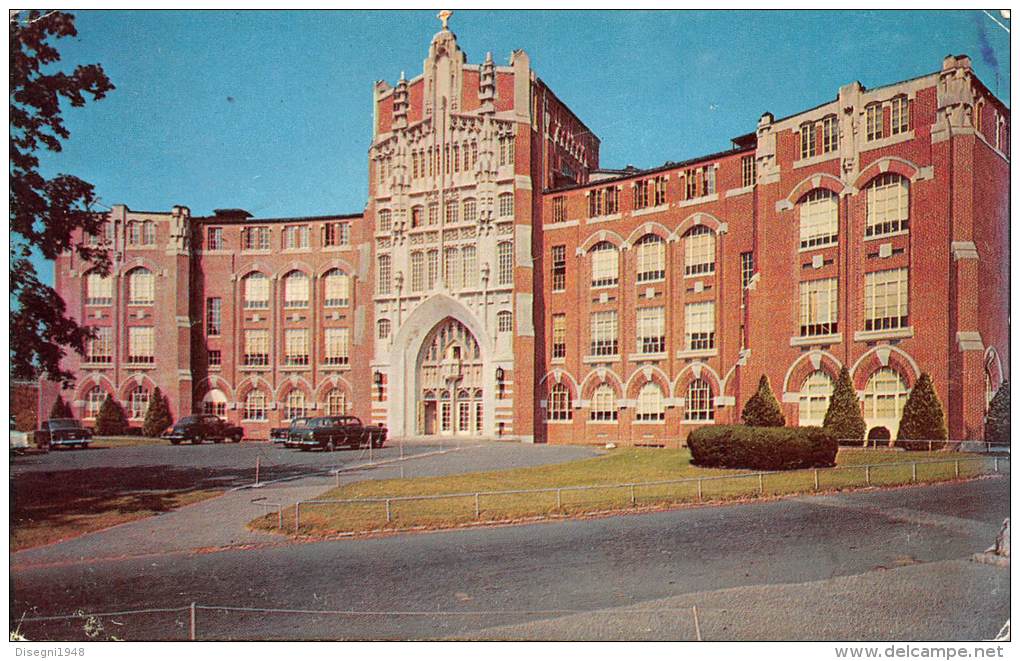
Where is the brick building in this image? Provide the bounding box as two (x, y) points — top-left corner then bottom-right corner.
(52, 18), (1009, 443)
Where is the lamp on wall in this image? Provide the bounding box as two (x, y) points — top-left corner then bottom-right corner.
(495, 367), (505, 397)
(373, 371), (384, 399)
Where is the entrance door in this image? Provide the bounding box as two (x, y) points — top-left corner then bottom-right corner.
(440, 400), (452, 434)
(424, 401), (437, 435)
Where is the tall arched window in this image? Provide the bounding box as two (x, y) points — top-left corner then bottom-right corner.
(127, 268), (154, 305)
(589, 241), (619, 287)
(799, 370), (833, 426)
(85, 271), (113, 306)
(325, 389), (347, 416)
(497, 310), (513, 333)
(547, 383), (572, 421)
(129, 385), (149, 420)
(799, 188), (838, 249)
(462, 245), (477, 288)
(202, 389), (227, 418)
(323, 269), (350, 307)
(85, 386), (106, 419)
(636, 382), (665, 421)
(377, 318), (391, 339)
(590, 383), (618, 421)
(683, 225), (715, 276)
(684, 379), (714, 421)
(283, 271), (309, 308)
(865, 173), (909, 238)
(863, 368), (909, 437)
(635, 234), (666, 282)
(284, 390), (306, 420)
(243, 390), (268, 421)
(243, 272), (270, 309)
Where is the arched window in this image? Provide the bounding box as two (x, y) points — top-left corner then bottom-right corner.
(284, 390), (306, 421)
(129, 385), (149, 420)
(684, 379), (714, 421)
(799, 188), (838, 249)
(590, 383), (618, 421)
(283, 271), (309, 308)
(498, 192), (514, 218)
(799, 370), (833, 426)
(589, 241), (619, 287)
(377, 255), (391, 295)
(865, 173), (909, 238)
(863, 368), (909, 437)
(635, 234), (666, 282)
(497, 241), (514, 286)
(243, 272), (269, 309)
(323, 269), (349, 307)
(128, 268), (154, 305)
(325, 389), (347, 416)
(636, 382), (665, 421)
(202, 389), (227, 418)
(243, 390), (267, 421)
(445, 247), (461, 289)
(377, 318), (391, 340)
(547, 383), (572, 421)
(683, 225), (715, 276)
(85, 271), (113, 306)
(497, 310), (513, 333)
(462, 198), (477, 223)
(462, 245), (477, 288)
(85, 386), (106, 419)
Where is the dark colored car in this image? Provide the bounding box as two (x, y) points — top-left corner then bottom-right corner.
(36, 418), (92, 450)
(290, 416), (387, 452)
(163, 415), (244, 445)
(270, 417), (309, 446)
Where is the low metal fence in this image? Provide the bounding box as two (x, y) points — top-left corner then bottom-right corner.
(838, 439), (1010, 453)
(284, 455), (1009, 534)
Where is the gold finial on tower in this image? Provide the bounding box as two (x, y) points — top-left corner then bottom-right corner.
(438, 9), (453, 31)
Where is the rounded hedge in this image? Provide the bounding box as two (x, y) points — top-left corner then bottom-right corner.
(688, 425), (838, 471)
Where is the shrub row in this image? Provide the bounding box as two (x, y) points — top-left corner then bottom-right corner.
(688, 425), (838, 471)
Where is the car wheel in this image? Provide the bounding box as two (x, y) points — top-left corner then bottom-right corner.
(192, 436), (202, 445)
(171, 439), (181, 446)
(232, 433), (242, 443)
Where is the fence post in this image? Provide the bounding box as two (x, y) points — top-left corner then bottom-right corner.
(697, 478), (703, 502)
(294, 502), (300, 533)
(400, 440), (404, 460)
(475, 493), (480, 518)
(928, 440), (932, 452)
(385, 499), (392, 522)
(865, 465), (871, 485)
(912, 462), (917, 483)
(994, 457), (999, 473)
(758, 473), (764, 495)
(255, 456), (260, 486)
(556, 489), (562, 510)
(335, 470), (340, 488)
(277, 506), (283, 530)
(954, 460), (960, 478)
(630, 484), (636, 506)
(813, 469), (819, 491)
(189, 602), (196, 641)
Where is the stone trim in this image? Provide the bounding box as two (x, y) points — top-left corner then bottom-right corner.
(790, 333), (842, 347)
(956, 331), (984, 352)
(951, 240), (979, 261)
(853, 326), (915, 342)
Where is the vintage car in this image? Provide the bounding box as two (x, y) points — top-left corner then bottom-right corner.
(289, 416), (387, 452)
(36, 418), (93, 450)
(270, 417), (309, 446)
(163, 415), (244, 445)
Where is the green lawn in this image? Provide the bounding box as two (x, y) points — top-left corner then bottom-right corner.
(250, 447), (1002, 537)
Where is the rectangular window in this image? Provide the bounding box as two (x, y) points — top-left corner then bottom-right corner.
(740, 252), (755, 290)
(552, 314), (566, 359)
(890, 97), (909, 136)
(208, 349), (221, 367)
(588, 189), (603, 217)
(86, 327), (112, 364)
(605, 187), (619, 214)
(411, 252), (425, 292)
(462, 199), (477, 223)
(866, 173), (909, 237)
(324, 328), (350, 366)
(551, 245), (567, 292)
(497, 242), (513, 286)
(865, 268), (909, 331)
(244, 330), (270, 366)
(591, 245), (619, 287)
(636, 237), (665, 282)
(552, 196), (566, 224)
(499, 135), (515, 166)
(378, 209), (392, 233)
(127, 327), (155, 364)
(324, 271), (349, 307)
(86, 273), (113, 306)
(283, 225), (310, 250)
(497, 311), (513, 333)
(799, 189), (839, 249)
(684, 301), (715, 351)
(324, 222), (350, 247)
(377, 255), (391, 295)
(685, 169), (698, 199)
(800, 122), (816, 159)
(684, 227), (715, 276)
(799, 277), (839, 336)
(822, 116), (839, 153)
(654, 176), (668, 206)
(242, 226), (270, 251)
(445, 201), (459, 224)
(284, 329), (309, 366)
(207, 227), (223, 250)
(633, 180), (649, 210)
(637, 307), (666, 354)
(866, 104), (884, 141)
(704, 166), (716, 195)
(589, 310), (618, 357)
(498, 193), (514, 218)
(462, 246), (477, 288)
(741, 154), (756, 187)
(427, 203), (438, 226)
(206, 298), (221, 336)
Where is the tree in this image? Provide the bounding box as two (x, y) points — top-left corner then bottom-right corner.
(49, 394), (73, 419)
(985, 380), (1010, 445)
(741, 375), (785, 427)
(897, 373), (948, 441)
(823, 366), (866, 442)
(94, 394), (128, 435)
(11, 11), (115, 385)
(142, 387), (173, 437)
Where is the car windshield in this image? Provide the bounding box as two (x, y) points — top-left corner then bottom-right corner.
(48, 419), (81, 430)
(177, 416), (198, 425)
(291, 418), (310, 428)
(308, 418), (331, 428)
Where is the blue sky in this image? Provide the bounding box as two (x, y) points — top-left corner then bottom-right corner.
(33, 9), (1010, 284)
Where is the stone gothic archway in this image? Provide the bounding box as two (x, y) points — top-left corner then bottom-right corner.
(416, 318), (485, 436)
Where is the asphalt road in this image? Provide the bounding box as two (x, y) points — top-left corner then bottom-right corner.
(11, 476), (1009, 641)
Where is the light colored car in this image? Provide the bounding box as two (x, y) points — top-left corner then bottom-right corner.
(10, 429), (31, 454)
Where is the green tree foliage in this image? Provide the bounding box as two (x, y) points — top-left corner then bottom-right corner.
(49, 394), (73, 419)
(897, 373), (948, 441)
(985, 380), (1010, 444)
(142, 387), (173, 437)
(95, 394), (128, 435)
(689, 425), (838, 470)
(10, 11), (115, 385)
(823, 366), (867, 442)
(741, 375), (785, 427)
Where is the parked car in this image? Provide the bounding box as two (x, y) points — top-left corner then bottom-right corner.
(163, 415), (244, 445)
(270, 417), (309, 446)
(289, 416), (387, 452)
(36, 418), (92, 450)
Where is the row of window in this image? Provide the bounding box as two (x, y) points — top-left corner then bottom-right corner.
(221, 222), (350, 252)
(378, 194), (514, 233)
(85, 268), (154, 306)
(799, 268), (909, 336)
(400, 134), (515, 183)
(240, 328), (350, 367)
(547, 378), (715, 422)
(85, 220), (156, 248)
(799, 98), (909, 161)
(378, 241), (513, 295)
(558, 302), (715, 359)
(238, 270), (350, 311)
(85, 326), (154, 365)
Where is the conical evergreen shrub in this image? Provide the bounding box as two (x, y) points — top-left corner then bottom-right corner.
(985, 380), (1010, 445)
(897, 372), (947, 441)
(95, 394), (128, 436)
(49, 395), (73, 419)
(142, 387), (173, 437)
(742, 375), (785, 427)
(823, 366), (866, 442)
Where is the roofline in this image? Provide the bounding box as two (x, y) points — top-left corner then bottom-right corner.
(544, 145), (753, 195)
(535, 75), (601, 147)
(196, 212), (364, 225)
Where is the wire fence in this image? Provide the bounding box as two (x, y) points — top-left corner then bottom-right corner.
(838, 439), (1011, 453)
(280, 455), (1009, 536)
